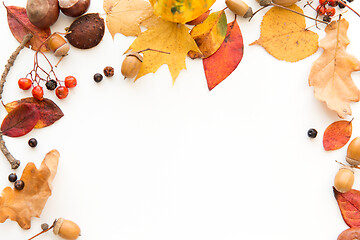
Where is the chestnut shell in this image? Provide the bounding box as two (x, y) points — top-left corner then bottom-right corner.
(59, 0), (90, 17)
(65, 13), (104, 49)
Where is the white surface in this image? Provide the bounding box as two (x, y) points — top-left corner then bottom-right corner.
(1, 0), (360, 239)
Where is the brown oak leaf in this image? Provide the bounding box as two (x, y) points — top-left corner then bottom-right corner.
(0, 150), (59, 229)
(309, 19), (360, 118)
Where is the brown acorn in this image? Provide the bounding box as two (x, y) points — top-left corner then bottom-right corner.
(53, 218), (81, 240)
(47, 33), (70, 57)
(121, 52), (143, 79)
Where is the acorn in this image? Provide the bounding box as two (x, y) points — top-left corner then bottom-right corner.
(271, 0), (298, 6)
(53, 218), (81, 240)
(26, 0), (60, 29)
(121, 52), (143, 79)
(346, 137), (360, 166)
(225, 0), (253, 18)
(47, 33), (70, 57)
(334, 166), (354, 193)
(59, 0), (90, 17)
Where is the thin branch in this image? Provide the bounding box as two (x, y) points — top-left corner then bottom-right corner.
(0, 34), (33, 169)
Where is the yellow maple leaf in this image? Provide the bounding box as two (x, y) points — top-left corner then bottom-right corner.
(250, 5), (319, 62)
(127, 19), (201, 83)
(103, 0), (154, 37)
(0, 150), (59, 229)
(309, 19), (360, 118)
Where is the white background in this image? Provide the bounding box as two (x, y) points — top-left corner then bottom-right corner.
(1, 0), (360, 239)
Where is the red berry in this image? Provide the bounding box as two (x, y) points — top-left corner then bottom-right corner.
(326, 7), (336, 16)
(64, 76), (77, 88)
(328, 0), (337, 6)
(316, 5), (326, 15)
(18, 78), (32, 90)
(56, 86), (69, 99)
(319, 0), (327, 5)
(32, 86), (44, 100)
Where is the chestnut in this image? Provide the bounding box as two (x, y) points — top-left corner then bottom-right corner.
(26, 0), (60, 29)
(346, 137), (360, 166)
(59, 0), (90, 17)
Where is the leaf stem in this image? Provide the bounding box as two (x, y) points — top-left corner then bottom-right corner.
(137, 48), (170, 54)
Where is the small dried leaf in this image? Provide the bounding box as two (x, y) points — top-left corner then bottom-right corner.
(250, 5), (318, 62)
(309, 19), (360, 118)
(5, 5), (51, 52)
(189, 10), (227, 58)
(4, 97), (64, 129)
(0, 150), (59, 229)
(323, 120), (352, 151)
(1, 103), (40, 137)
(203, 19), (243, 90)
(334, 187), (360, 228)
(66, 13), (105, 49)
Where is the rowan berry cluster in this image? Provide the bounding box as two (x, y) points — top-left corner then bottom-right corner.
(315, 0), (353, 22)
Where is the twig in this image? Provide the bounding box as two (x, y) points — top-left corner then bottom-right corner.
(0, 33), (33, 169)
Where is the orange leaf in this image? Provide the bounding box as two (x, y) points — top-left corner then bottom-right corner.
(4, 97), (64, 129)
(5, 5), (51, 52)
(334, 187), (360, 228)
(323, 120), (352, 151)
(203, 19), (243, 90)
(186, 10), (210, 25)
(0, 150), (59, 229)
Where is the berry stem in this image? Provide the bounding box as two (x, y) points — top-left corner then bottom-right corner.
(27, 224), (54, 240)
(337, 0), (360, 17)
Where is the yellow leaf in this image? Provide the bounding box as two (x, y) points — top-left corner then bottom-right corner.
(127, 19), (201, 83)
(103, 0), (154, 37)
(189, 10), (227, 58)
(309, 19), (360, 118)
(149, 0), (216, 24)
(250, 5), (319, 62)
(0, 150), (59, 229)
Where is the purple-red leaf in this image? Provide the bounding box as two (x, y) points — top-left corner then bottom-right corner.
(1, 103), (40, 137)
(203, 19), (244, 90)
(334, 187), (360, 227)
(4, 97), (64, 128)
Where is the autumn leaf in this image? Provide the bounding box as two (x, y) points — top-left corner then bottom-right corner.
(186, 10), (210, 25)
(309, 19), (360, 118)
(323, 119), (352, 151)
(1, 103), (40, 137)
(149, 0), (216, 24)
(189, 10), (227, 59)
(4, 97), (64, 129)
(5, 5), (51, 52)
(103, 0), (154, 37)
(0, 150), (59, 229)
(203, 19), (243, 90)
(334, 187), (360, 228)
(127, 19), (201, 83)
(250, 5), (318, 62)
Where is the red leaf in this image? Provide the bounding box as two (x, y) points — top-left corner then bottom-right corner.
(1, 103), (40, 137)
(5, 5), (51, 52)
(203, 19), (244, 90)
(323, 120), (352, 151)
(4, 97), (64, 129)
(334, 187), (360, 228)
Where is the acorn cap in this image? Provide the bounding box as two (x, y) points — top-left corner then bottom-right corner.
(53, 218), (64, 235)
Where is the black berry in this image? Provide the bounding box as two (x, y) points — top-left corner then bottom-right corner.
(338, 1), (346, 7)
(307, 128), (318, 138)
(347, 0), (353, 3)
(14, 180), (25, 190)
(8, 173), (17, 183)
(93, 73), (103, 83)
(45, 79), (57, 90)
(41, 223), (49, 231)
(28, 138), (38, 148)
(323, 15), (331, 22)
